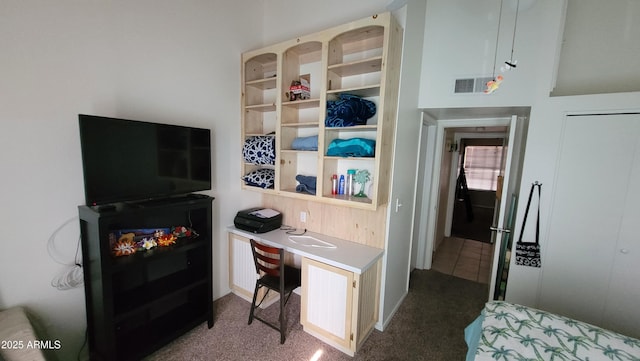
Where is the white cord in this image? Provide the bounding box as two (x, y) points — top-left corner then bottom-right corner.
(47, 216), (84, 290)
(51, 261), (84, 290)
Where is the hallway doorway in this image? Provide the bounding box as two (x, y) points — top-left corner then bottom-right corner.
(413, 108), (529, 299)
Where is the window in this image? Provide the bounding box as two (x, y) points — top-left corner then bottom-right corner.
(463, 145), (503, 191)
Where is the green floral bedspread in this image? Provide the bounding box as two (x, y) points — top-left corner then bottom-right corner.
(474, 301), (640, 361)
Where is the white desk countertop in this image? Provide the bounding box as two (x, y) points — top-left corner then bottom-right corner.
(227, 226), (383, 274)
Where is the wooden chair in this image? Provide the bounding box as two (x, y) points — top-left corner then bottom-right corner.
(248, 239), (301, 344)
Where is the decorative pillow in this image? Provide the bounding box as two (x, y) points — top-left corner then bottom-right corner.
(243, 168), (275, 189)
(325, 94), (376, 127)
(243, 136), (275, 165)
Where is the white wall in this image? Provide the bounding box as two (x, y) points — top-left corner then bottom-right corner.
(379, 0), (427, 328)
(419, 0), (556, 107)
(418, 0), (640, 309)
(553, 0), (640, 95)
(0, 1), (262, 359)
(261, 0), (393, 45)
(506, 91), (640, 307)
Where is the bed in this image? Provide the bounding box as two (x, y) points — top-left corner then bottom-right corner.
(465, 301), (640, 361)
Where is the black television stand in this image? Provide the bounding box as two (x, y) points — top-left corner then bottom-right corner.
(79, 195), (214, 361)
(126, 193), (209, 208)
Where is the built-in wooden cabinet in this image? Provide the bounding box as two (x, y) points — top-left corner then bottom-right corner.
(241, 12), (403, 210)
(227, 227), (383, 355)
(301, 257), (380, 356)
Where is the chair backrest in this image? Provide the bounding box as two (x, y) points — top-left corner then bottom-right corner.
(250, 239), (284, 277)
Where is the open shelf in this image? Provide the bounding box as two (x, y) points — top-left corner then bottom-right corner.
(113, 287), (208, 360)
(245, 103), (276, 112)
(328, 56), (383, 77)
(282, 98), (321, 109)
(326, 85), (381, 97)
(246, 77), (277, 90)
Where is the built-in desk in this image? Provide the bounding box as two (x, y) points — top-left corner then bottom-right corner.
(227, 226), (383, 356)
(228, 227), (383, 273)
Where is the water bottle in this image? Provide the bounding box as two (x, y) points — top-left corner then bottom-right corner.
(346, 169), (356, 196)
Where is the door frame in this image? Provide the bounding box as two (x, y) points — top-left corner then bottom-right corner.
(418, 116), (511, 269)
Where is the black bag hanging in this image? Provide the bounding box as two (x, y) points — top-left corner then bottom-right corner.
(515, 182), (542, 267)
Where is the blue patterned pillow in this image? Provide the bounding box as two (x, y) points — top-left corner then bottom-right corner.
(243, 136), (275, 165)
(243, 168), (275, 189)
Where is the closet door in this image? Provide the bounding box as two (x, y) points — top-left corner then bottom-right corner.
(602, 114), (640, 338)
(538, 113), (640, 334)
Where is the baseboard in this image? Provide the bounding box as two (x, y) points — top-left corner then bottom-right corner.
(375, 291), (408, 331)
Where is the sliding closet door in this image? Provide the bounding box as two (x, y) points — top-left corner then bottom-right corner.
(602, 116), (640, 337)
(538, 113), (640, 337)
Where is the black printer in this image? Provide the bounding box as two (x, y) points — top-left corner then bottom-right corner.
(234, 207), (283, 234)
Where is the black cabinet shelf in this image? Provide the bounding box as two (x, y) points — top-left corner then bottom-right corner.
(113, 270), (208, 320)
(108, 236), (206, 272)
(79, 195), (214, 361)
(114, 293), (207, 360)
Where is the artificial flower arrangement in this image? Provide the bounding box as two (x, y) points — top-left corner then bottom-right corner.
(110, 226), (197, 257)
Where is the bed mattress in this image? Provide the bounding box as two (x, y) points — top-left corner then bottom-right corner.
(465, 301), (640, 361)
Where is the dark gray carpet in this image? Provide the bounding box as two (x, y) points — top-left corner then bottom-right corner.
(146, 270), (487, 361)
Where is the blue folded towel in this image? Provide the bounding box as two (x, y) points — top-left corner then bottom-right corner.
(295, 175), (316, 195)
(326, 94), (376, 127)
(291, 135), (318, 151)
(326, 138), (375, 157)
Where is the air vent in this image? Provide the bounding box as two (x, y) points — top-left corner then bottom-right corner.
(454, 78), (475, 93)
(454, 76), (494, 94)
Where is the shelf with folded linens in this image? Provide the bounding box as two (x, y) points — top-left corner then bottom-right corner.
(240, 12), (402, 210)
(278, 40), (322, 198)
(323, 23), (383, 208)
(242, 50), (279, 193)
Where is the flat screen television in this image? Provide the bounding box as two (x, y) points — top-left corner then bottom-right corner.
(79, 114), (211, 206)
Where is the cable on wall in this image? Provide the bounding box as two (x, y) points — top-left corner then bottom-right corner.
(502, 0), (520, 71)
(47, 216), (84, 290)
(485, 0), (506, 94)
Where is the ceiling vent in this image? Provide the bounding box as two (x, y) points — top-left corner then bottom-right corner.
(454, 76), (494, 94)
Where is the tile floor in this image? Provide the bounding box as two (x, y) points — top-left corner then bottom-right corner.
(431, 236), (493, 284)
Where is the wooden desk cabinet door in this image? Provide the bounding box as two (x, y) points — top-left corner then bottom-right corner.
(300, 257), (379, 356)
(228, 233), (257, 301)
(228, 232), (280, 306)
